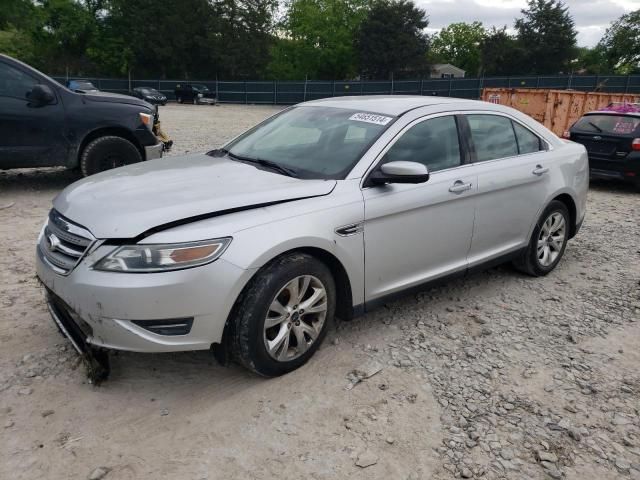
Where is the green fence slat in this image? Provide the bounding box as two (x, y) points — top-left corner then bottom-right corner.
(50, 75), (640, 103)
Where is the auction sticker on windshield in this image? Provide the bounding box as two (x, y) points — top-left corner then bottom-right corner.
(349, 113), (393, 125)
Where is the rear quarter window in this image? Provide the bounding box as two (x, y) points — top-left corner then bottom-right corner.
(513, 122), (543, 154)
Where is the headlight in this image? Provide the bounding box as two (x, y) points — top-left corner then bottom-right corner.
(139, 112), (153, 131)
(93, 238), (231, 273)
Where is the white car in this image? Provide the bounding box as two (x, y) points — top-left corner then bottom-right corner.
(36, 96), (589, 379)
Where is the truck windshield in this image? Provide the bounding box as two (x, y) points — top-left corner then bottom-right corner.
(223, 106), (394, 180)
(574, 114), (640, 136)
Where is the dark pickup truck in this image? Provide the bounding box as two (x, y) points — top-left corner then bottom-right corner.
(174, 83), (216, 104)
(0, 54), (163, 176)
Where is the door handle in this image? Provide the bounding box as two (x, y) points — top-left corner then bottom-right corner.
(532, 165), (549, 176)
(449, 180), (473, 193)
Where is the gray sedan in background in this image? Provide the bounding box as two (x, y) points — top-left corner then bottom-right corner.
(36, 96), (589, 378)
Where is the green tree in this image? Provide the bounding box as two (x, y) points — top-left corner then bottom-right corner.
(94, 0), (214, 78)
(355, 0), (429, 79)
(268, 0), (369, 80)
(597, 9), (640, 74)
(573, 46), (608, 74)
(430, 21), (485, 76)
(479, 27), (524, 76)
(0, 0), (39, 63)
(0, 0), (36, 29)
(86, 0), (277, 78)
(29, 0), (98, 74)
(213, 0), (279, 78)
(514, 0), (577, 74)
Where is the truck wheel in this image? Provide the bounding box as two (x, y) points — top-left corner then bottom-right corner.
(230, 253), (335, 377)
(80, 136), (142, 177)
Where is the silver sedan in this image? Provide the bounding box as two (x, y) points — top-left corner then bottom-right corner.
(36, 96), (589, 378)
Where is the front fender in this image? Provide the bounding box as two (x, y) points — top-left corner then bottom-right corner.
(223, 197), (365, 307)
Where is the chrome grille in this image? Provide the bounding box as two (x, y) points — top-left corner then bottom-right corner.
(38, 210), (95, 275)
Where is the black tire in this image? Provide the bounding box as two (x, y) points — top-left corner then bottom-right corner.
(193, 97), (198, 105)
(513, 200), (570, 276)
(80, 136), (142, 177)
(176, 96), (182, 103)
(230, 253), (336, 377)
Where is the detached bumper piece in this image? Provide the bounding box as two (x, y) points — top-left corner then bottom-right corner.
(45, 289), (110, 384)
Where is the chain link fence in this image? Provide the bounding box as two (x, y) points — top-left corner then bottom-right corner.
(52, 75), (640, 104)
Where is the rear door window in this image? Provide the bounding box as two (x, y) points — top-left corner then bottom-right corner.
(467, 115), (518, 161)
(573, 115), (640, 135)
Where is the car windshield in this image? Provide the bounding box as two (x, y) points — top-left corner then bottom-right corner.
(192, 84), (208, 90)
(223, 106), (394, 180)
(574, 114), (640, 135)
(72, 81), (97, 90)
(138, 87), (155, 93)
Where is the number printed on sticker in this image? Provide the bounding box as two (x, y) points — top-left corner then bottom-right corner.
(349, 112), (393, 126)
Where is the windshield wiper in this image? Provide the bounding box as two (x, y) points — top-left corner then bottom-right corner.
(217, 149), (299, 178)
(252, 158), (299, 178)
(588, 121), (603, 133)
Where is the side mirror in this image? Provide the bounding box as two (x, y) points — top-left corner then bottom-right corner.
(28, 84), (55, 106)
(368, 161), (430, 186)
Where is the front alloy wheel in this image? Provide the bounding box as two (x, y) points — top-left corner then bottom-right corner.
(264, 275), (328, 361)
(230, 253), (335, 377)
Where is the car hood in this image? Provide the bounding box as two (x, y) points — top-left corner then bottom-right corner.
(53, 154), (337, 239)
(82, 91), (151, 108)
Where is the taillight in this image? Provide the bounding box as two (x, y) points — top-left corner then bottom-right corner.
(632, 138), (640, 151)
(562, 130), (571, 139)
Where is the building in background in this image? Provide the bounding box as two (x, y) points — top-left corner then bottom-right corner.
(431, 64), (465, 79)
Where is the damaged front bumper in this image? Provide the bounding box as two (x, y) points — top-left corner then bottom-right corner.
(37, 244), (254, 380)
(46, 289), (110, 383)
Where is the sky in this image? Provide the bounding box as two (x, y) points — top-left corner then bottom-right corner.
(418, 0), (640, 47)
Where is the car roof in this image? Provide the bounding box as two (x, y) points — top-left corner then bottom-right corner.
(586, 110), (640, 118)
(301, 95), (476, 116)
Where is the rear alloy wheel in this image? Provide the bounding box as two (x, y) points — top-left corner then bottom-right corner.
(176, 96), (182, 103)
(230, 253), (335, 377)
(536, 212), (566, 267)
(513, 200), (570, 276)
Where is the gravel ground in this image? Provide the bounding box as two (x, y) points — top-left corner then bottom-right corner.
(0, 104), (639, 480)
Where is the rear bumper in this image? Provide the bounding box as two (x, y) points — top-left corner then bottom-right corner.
(145, 141), (163, 160)
(197, 97), (217, 105)
(589, 152), (640, 184)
